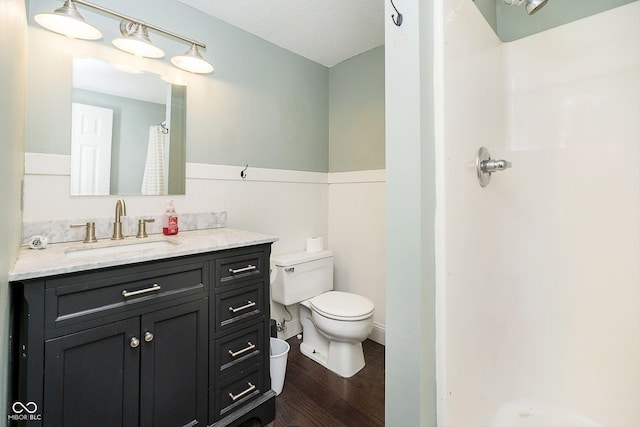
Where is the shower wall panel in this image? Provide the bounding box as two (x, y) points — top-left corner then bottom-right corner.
(439, 2), (640, 426)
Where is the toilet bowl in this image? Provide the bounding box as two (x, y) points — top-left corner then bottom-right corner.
(299, 291), (374, 378)
(270, 251), (375, 378)
(308, 291), (374, 342)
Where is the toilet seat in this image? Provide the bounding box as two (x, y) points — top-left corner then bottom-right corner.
(309, 291), (374, 321)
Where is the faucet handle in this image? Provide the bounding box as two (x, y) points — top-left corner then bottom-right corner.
(136, 218), (155, 238)
(70, 222), (97, 243)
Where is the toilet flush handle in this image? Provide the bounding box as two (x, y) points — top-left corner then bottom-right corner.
(284, 267), (295, 273)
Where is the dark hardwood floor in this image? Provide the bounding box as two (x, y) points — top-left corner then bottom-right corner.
(264, 337), (385, 427)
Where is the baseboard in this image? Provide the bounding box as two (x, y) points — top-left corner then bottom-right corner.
(368, 322), (385, 345)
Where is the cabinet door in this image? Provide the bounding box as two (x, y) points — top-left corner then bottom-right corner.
(140, 299), (208, 427)
(44, 318), (140, 427)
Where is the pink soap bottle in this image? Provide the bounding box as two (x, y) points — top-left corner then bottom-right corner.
(162, 200), (179, 235)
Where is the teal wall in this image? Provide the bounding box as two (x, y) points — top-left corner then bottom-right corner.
(27, 0), (330, 172)
(25, 0), (387, 175)
(475, 0), (637, 42)
(329, 46), (385, 173)
(0, 0), (27, 420)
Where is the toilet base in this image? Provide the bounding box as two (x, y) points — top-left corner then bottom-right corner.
(300, 340), (366, 378)
(299, 304), (366, 378)
(298, 299), (369, 378)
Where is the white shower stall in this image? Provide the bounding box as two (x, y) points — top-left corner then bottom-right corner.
(436, 1), (639, 426)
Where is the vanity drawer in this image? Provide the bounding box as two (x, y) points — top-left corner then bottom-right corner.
(214, 282), (264, 332)
(215, 250), (265, 287)
(45, 260), (207, 330)
(214, 363), (264, 421)
(215, 322), (264, 374)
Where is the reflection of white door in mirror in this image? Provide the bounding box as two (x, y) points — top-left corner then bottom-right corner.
(71, 103), (113, 196)
(71, 57), (187, 196)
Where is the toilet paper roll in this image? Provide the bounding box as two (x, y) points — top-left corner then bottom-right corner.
(305, 237), (324, 252)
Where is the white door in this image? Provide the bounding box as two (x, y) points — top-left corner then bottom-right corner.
(70, 103), (113, 195)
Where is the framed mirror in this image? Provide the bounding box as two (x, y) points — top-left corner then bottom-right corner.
(71, 57), (186, 196)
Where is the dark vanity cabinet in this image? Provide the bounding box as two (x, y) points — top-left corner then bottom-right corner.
(210, 248), (270, 425)
(11, 244), (275, 427)
(43, 299), (208, 427)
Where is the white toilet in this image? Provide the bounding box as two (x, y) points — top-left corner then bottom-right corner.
(270, 250), (374, 378)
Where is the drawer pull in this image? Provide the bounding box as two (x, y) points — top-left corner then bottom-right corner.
(228, 342), (256, 358)
(228, 265), (256, 274)
(122, 284), (161, 298)
(228, 382), (256, 402)
(228, 301), (256, 313)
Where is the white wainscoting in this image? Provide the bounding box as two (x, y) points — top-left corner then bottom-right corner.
(328, 169), (386, 345)
(23, 155), (386, 344)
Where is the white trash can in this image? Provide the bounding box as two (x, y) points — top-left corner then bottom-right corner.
(269, 338), (290, 396)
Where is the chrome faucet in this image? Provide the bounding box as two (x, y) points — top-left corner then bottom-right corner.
(112, 199), (127, 240)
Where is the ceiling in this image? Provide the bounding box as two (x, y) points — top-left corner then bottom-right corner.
(176, 0), (636, 67)
(177, 0), (385, 68)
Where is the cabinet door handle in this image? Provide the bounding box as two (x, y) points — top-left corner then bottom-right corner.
(130, 337), (140, 348)
(122, 284), (161, 298)
(228, 265), (256, 274)
(228, 301), (256, 313)
(228, 382), (256, 402)
(228, 342), (255, 358)
(144, 331), (154, 342)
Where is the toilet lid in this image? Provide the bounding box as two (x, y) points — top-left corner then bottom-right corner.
(309, 291), (374, 321)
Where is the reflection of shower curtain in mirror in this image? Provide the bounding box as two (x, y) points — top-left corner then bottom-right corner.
(141, 125), (166, 195)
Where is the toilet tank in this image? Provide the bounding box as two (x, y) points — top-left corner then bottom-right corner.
(270, 250), (333, 306)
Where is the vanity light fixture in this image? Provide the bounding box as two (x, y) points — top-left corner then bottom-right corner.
(171, 44), (214, 74)
(34, 0), (102, 40)
(112, 21), (165, 59)
(34, 0), (214, 74)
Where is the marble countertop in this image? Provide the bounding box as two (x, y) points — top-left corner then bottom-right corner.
(9, 228), (278, 281)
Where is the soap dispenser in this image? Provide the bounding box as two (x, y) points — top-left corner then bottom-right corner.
(162, 200), (179, 235)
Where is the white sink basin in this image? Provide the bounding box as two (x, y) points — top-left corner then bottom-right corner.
(64, 238), (181, 259)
